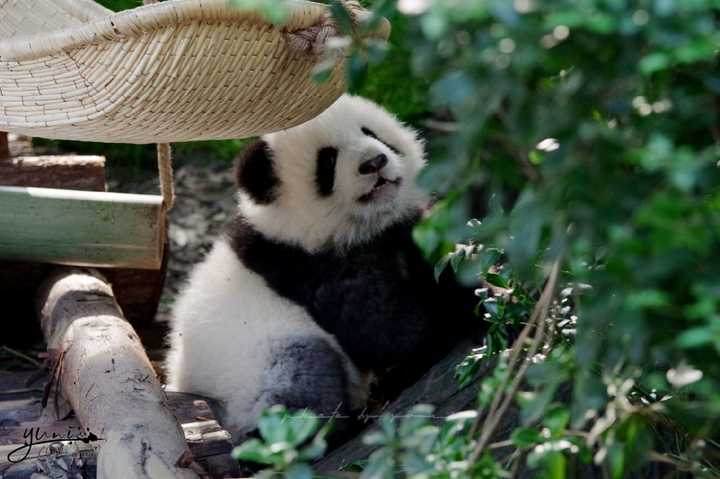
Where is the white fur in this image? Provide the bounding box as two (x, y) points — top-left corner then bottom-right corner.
(240, 94), (427, 252)
(166, 95), (426, 439)
(165, 240), (365, 437)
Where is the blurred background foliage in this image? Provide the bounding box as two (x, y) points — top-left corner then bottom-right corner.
(56, 0), (720, 477)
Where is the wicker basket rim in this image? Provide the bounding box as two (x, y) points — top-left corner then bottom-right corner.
(0, 0), (377, 62)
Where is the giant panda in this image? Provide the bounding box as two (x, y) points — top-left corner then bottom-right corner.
(165, 94), (476, 440)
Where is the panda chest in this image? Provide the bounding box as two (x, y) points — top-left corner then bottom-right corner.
(310, 247), (432, 325)
(242, 233), (434, 334)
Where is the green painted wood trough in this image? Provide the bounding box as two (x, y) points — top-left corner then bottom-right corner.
(0, 186), (165, 269)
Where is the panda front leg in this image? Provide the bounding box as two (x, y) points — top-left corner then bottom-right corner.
(263, 336), (351, 415)
(235, 335), (366, 445)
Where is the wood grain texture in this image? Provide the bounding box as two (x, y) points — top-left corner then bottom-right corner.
(0, 155), (106, 191)
(0, 371), (237, 479)
(316, 340), (489, 473)
(35, 269), (200, 478)
(0, 186), (165, 270)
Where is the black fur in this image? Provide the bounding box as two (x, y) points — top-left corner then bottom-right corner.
(262, 336), (350, 415)
(315, 147), (338, 197)
(226, 213), (478, 381)
(236, 140), (279, 204)
(361, 126), (401, 155)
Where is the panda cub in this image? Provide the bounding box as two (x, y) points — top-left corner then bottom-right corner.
(165, 94), (471, 439)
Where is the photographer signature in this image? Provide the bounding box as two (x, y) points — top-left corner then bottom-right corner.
(6, 426), (103, 463)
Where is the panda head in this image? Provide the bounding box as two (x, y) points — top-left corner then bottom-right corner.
(235, 94), (427, 252)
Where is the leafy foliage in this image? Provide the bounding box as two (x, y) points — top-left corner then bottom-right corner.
(350, 0), (719, 477)
(95, 0), (141, 11)
(231, 406), (331, 479)
(240, 0), (720, 477)
(58, 0), (720, 476)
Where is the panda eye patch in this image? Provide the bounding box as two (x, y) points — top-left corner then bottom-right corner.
(362, 126), (400, 155)
(361, 127), (378, 139)
(316, 147), (338, 197)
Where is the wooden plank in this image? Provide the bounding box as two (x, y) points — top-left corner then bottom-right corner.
(0, 155), (106, 191)
(0, 155), (165, 335)
(0, 369), (237, 478)
(0, 186), (164, 270)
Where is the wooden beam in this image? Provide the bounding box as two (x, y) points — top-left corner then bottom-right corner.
(0, 155), (106, 191)
(0, 186), (164, 270)
(35, 269), (201, 479)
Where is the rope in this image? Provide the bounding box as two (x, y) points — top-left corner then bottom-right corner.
(142, 0), (174, 210)
(285, 0), (364, 56)
(156, 143), (175, 209)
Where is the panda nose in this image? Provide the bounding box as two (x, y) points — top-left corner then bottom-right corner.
(358, 154), (388, 175)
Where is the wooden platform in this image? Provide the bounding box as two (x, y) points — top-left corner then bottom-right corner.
(0, 369), (238, 478)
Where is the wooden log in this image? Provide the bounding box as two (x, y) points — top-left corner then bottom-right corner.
(0, 155), (106, 191)
(315, 340), (489, 473)
(35, 269), (201, 479)
(0, 186), (165, 270)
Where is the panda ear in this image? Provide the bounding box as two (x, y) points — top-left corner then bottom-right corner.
(235, 140), (280, 205)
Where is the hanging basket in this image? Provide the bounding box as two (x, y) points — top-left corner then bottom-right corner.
(0, 0), (390, 144)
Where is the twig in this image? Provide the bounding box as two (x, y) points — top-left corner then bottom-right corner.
(1, 345), (43, 368)
(468, 259), (562, 465)
(0, 387), (44, 396)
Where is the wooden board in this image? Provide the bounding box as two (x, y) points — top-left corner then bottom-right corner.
(0, 186), (165, 270)
(0, 155), (106, 191)
(0, 146), (166, 339)
(0, 370), (237, 478)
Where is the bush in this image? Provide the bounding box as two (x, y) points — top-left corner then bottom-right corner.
(50, 1), (720, 475)
(237, 1), (720, 477)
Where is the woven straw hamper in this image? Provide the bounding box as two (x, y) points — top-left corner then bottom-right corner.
(0, 0), (390, 144)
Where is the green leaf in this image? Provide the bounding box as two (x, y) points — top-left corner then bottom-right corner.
(258, 407), (290, 444)
(362, 431), (387, 446)
(434, 254), (451, 282)
(286, 410), (319, 446)
(677, 327), (713, 348)
(639, 52), (670, 75)
(284, 463), (314, 479)
(608, 442), (625, 479)
(544, 451), (567, 479)
(298, 438), (327, 461)
(231, 439), (274, 465)
(399, 404), (434, 437)
(360, 447), (394, 479)
(543, 405), (570, 434)
(329, 0), (355, 34)
(379, 415), (396, 439)
(511, 427), (543, 448)
(399, 450), (433, 475)
(484, 272), (509, 288)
